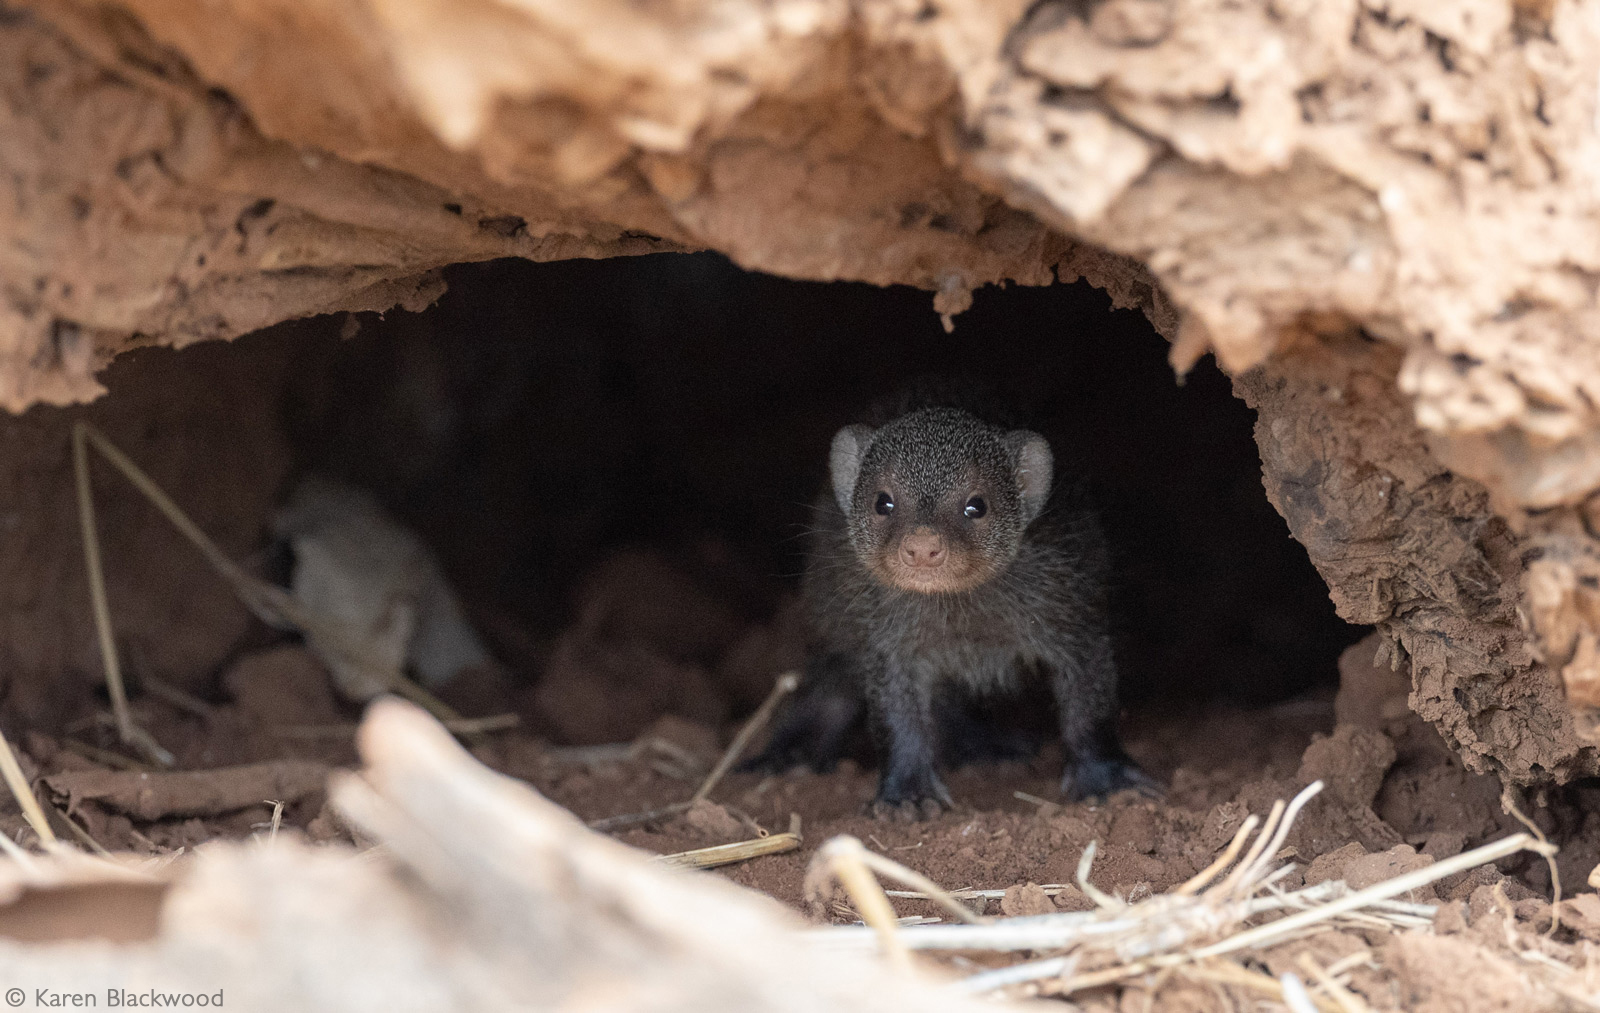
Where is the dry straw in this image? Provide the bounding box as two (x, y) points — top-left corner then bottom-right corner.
(805, 780), (1560, 1000)
(589, 671), (800, 833)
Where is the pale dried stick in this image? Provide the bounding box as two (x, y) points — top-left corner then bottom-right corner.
(855, 847), (987, 925)
(1181, 962), (1339, 1013)
(59, 737), (152, 772)
(55, 807), (111, 857)
(809, 836), (911, 970)
(1075, 840), (1123, 910)
(1058, 962), (1149, 995)
(1322, 951), (1374, 979)
(0, 723), (56, 846)
(1280, 971), (1320, 1013)
(74, 424), (172, 765)
(267, 800), (284, 843)
(656, 831), (802, 870)
(587, 801), (692, 832)
(0, 830), (33, 865)
(1176, 815), (1261, 895)
(1216, 798), (1286, 896)
(1194, 833), (1550, 959)
(1501, 786), (1562, 935)
(1239, 781), (1324, 885)
(887, 885), (1074, 901)
(1297, 952), (1372, 1013)
(957, 955), (1076, 994)
(692, 671), (799, 804)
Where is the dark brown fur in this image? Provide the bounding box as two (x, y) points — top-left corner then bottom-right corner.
(747, 396), (1156, 817)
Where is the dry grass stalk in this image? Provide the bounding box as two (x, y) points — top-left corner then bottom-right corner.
(53, 807), (112, 857)
(1296, 952), (1372, 1013)
(73, 422), (153, 763)
(805, 779), (1559, 1000)
(1501, 785), (1562, 935)
(657, 831), (803, 870)
(589, 671), (799, 832)
(809, 836), (913, 971)
(888, 885), (1070, 902)
(0, 830), (33, 865)
(692, 670), (799, 804)
(1180, 962), (1336, 1013)
(71, 422), (466, 733)
(59, 737), (153, 772)
(135, 673), (216, 719)
(587, 801), (693, 832)
(837, 845), (988, 926)
(0, 722), (56, 846)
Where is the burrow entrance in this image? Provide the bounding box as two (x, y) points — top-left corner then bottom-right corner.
(1, 256), (1589, 910)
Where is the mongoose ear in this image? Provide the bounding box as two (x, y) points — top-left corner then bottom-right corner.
(830, 425), (875, 513)
(1006, 431), (1053, 523)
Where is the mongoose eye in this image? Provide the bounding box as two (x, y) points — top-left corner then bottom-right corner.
(964, 496), (987, 519)
(874, 492), (895, 515)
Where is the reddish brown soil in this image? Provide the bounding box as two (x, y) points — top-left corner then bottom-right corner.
(9, 543), (1593, 928)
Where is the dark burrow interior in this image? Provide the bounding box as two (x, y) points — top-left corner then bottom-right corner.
(283, 253), (1362, 717)
(14, 253), (1599, 917)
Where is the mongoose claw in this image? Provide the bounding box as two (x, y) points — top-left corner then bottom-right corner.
(1061, 756), (1163, 802)
(869, 796), (950, 822)
(871, 765), (954, 820)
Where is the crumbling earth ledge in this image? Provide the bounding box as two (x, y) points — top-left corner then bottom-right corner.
(3, 0), (1600, 778)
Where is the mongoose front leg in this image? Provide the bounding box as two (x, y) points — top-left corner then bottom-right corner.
(868, 658), (951, 820)
(1049, 636), (1160, 801)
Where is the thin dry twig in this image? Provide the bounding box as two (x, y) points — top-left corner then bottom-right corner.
(1297, 952), (1372, 1013)
(0, 722), (56, 846)
(1192, 832), (1551, 960)
(135, 673), (216, 720)
(73, 422), (139, 759)
(804, 779), (1559, 1004)
(587, 801), (692, 832)
(656, 831), (803, 870)
(692, 671), (799, 805)
(1501, 785), (1562, 935)
(853, 847), (986, 925)
(1075, 840), (1122, 910)
(1177, 815), (1260, 895)
(71, 422), (466, 734)
(58, 738), (153, 773)
(589, 671), (800, 833)
(1180, 962), (1338, 1013)
(53, 806), (111, 857)
(808, 836), (911, 971)
(266, 800), (284, 843)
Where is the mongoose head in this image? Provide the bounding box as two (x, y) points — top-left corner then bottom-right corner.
(829, 407), (1053, 594)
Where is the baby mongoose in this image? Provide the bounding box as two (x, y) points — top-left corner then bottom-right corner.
(749, 397), (1156, 818)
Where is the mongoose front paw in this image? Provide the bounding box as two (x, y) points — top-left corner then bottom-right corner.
(1061, 756), (1162, 801)
(869, 796), (950, 822)
(871, 765), (954, 820)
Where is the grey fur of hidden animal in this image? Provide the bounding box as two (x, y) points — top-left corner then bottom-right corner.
(272, 475), (490, 699)
(748, 399), (1156, 818)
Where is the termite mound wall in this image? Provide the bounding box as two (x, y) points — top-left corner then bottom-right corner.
(2, 0), (1598, 782)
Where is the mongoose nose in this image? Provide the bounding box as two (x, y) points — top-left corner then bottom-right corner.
(900, 529), (946, 569)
